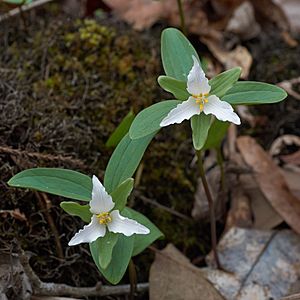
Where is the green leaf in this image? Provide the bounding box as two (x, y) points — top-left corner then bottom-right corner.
(209, 67), (241, 98)
(161, 28), (200, 81)
(203, 119), (230, 150)
(222, 81), (287, 105)
(191, 114), (212, 150)
(124, 208), (164, 256)
(110, 178), (134, 211)
(129, 100), (180, 140)
(106, 110), (135, 148)
(104, 133), (156, 193)
(90, 210), (134, 284)
(95, 232), (119, 270)
(3, 0), (32, 4)
(8, 168), (92, 201)
(157, 76), (189, 100)
(60, 201), (92, 222)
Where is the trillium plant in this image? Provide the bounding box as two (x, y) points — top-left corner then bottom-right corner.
(8, 27), (287, 284)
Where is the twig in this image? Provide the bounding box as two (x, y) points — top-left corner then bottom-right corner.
(277, 77), (300, 101)
(281, 293), (300, 300)
(35, 192), (64, 259)
(17, 245), (149, 297)
(136, 193), (190, 221)
(0, 0), (54, 22)
(0, 145), (87, 169)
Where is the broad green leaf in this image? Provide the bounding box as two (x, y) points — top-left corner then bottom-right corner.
(203, 119), (230, 150)
(222, 81), (287, 105)
(104, 132), (156, 193)
(110, 178), (134, 211)
(3, 0), (32, 4)
(95, 232), (119, 270)
(124, 208), (164, 256)
(60, 201), (92, 222)
(161, 28), (200, 81)
(90, 209), (134, 284)
(106, 110), (135, 148)
(8, 168), (92, 201)
(129, 100), (180, 140)
(209, 67), (241, 98)
(157, 76), (189, 100)
(191, 114), (212, 150)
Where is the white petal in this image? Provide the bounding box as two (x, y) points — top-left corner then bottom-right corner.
(160, 97), (200, 127)
(203, 95), (241, 125)
(68, 215), (106, 246)
(187, 56), (211, 95)
(90, 175), (114, 214)
(107, 210), (150, 236)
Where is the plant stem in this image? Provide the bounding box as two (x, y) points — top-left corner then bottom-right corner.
(129, 259), (137, 300)
(216, 147), (226, 220)
(176, 0), (186, 35)
(196, 150), (221, 269)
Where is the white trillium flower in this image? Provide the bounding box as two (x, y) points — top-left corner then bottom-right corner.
(68, 175), (150, 246)
(160, 56), (241, 127)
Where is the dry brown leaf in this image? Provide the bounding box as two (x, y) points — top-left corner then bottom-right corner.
(274, 0), (300, 33)
(149, 244), (224, 300)
(225, 185), (253, 231)
(240, 173), (283, 230)
(202, 37), (252, 78)
(281, 150), (300, 166)
(237, 136), (300, 235)
(226, 1), (261, 40)
(102, 0), (173, 31)
(282, 168), (300, 199)
(269, 134), (300, 156)
(204, 227), (300, 299)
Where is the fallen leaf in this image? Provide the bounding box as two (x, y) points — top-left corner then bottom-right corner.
(225, 184), (253, 231)
(237, 136), (300, 235)
(274, 0), (300, 33)
(239, 173), (283, 230)
(269, 134), (300, 156)
(281, 167), (300, 199)
(149, 244), (224, 300)
(202, 38), (252, 78)
(226, 1), (261, 40)
(281, 150), (300, 166)
(203, 227), (300, 299)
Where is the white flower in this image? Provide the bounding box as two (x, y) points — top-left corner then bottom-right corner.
(160, 56), (241, 127)
(68, 175), (150, 246)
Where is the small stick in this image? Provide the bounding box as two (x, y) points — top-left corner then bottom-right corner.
(35, 192), (64, 259)
(0, 0), (54, 22)
(0, 145), (87, 169)
(16, 244), (149, 297)
(196, 150), (221, 269)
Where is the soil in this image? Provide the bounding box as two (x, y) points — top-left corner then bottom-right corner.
(0, 2), (299, 300)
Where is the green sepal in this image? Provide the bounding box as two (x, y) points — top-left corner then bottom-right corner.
(157, 76), (188, 100)
(110, 178), (134, 211)
(203, 119), (230, 150)
(191, 114), (212, 150)
(60, 201), (92, 222)
(209, 67), (242, 98)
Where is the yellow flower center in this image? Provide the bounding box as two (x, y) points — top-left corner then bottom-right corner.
(192, 93), (209, 111)
(96, 212), (112, 225)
